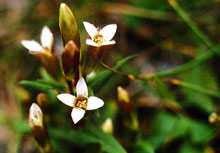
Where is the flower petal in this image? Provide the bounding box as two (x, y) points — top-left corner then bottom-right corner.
(100, 24), (117, 41)
(86, 39), (99, 47)
(29, 103), (43, 127)
(29, 103), (43, 122)
(83, 22), (98, 39)
(57, 93), (76, 107)
(71, 108), (85, 124)
(76, 78), (88, 97)
(86, 96), (104, 110)
(21, 40), (43, 52)
(87, 71), (96, 79)
(40, 26), (54, 50)
(102, 40), (116, 46)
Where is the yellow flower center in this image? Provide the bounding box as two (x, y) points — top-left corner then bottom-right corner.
(75, 98), (87, 110)
(93, 33), (104, 46)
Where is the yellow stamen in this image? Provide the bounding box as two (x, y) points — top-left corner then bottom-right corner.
(93, 33), (103, 46)
(76, 99), (87, 109)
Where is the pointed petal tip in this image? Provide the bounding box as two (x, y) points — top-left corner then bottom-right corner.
(60, 3), (66, 8)
(42, 25), (50, 31)
(71, 108), (85, 124)
(76, 77), (88, 97)
(29, 103), (43, 122)
(79, 77), (85, 82)
(83, 22), (98, 39)
(21, 40), (43, 52)
(100, 24), (117, 41)
(83, 21), (89, 25)
(108, 24), (117, 29)
(30, 103), (40, 110)
(41, 26), (53, 49)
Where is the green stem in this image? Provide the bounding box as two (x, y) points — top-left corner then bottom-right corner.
(171, 79), (220, 98)
(155, 51), (214, 78)
(168, 0), (220, 55)
(16, 134), (23, 153)
(101, 51), (214, 80)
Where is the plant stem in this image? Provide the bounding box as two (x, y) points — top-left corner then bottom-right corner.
(168, 0), (220, 55)
(155, 51), (214, 78)
(168, 79), (220, 98)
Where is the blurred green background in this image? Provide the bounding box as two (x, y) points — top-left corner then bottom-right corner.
(0, 0), (220, 153)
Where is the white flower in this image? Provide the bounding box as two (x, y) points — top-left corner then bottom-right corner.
(57, 78), (104, 124)
(21, 26), (54, 54)
(83, 21), (117, 47)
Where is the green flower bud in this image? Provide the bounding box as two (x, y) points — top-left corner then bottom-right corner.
(59, 3), (80, 48)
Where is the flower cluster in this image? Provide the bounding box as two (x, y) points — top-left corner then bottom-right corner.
(22, 3), (117, 124)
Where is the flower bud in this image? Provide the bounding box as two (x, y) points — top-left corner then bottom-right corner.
(29, 103), (44, 128)
(37, 93), (49, 107)
(101, 118), (113, 134)
(208, 112), (219, 124)
(62, 41), (80, 82)
(29, 103), (46, 146)
(117, 86), (133, 114)
(29, 103), (54, 153)
(59, 3), (80, 48)
(82, 46), (107, 75)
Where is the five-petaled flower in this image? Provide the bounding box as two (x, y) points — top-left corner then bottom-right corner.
(83, 21), (117, 47)
(21, 26), (54, 54)
(57, 78), (104, 124)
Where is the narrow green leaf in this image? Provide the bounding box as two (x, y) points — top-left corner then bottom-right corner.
(155, 51), (214, 78)
(154, 77), (175, 101)
(85, 125), (127, 153)
(177, 80), (220, 99)
(135, 140), (155, 153)
(36, 80), (67, 92)
(179, 142), (203, 153)
(154, 77), (182, 109)
(20, 80), (67, 93)
(168, 0), (218, 54)
(49, 125), (127, 153)
(40, 68), (55, 81)
(20, 80), (52, 93)
(183, 66), (217, 113)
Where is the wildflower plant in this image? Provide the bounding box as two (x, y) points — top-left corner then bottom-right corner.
(20, 2), (128, 153)
(16, 1), (219, 153)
